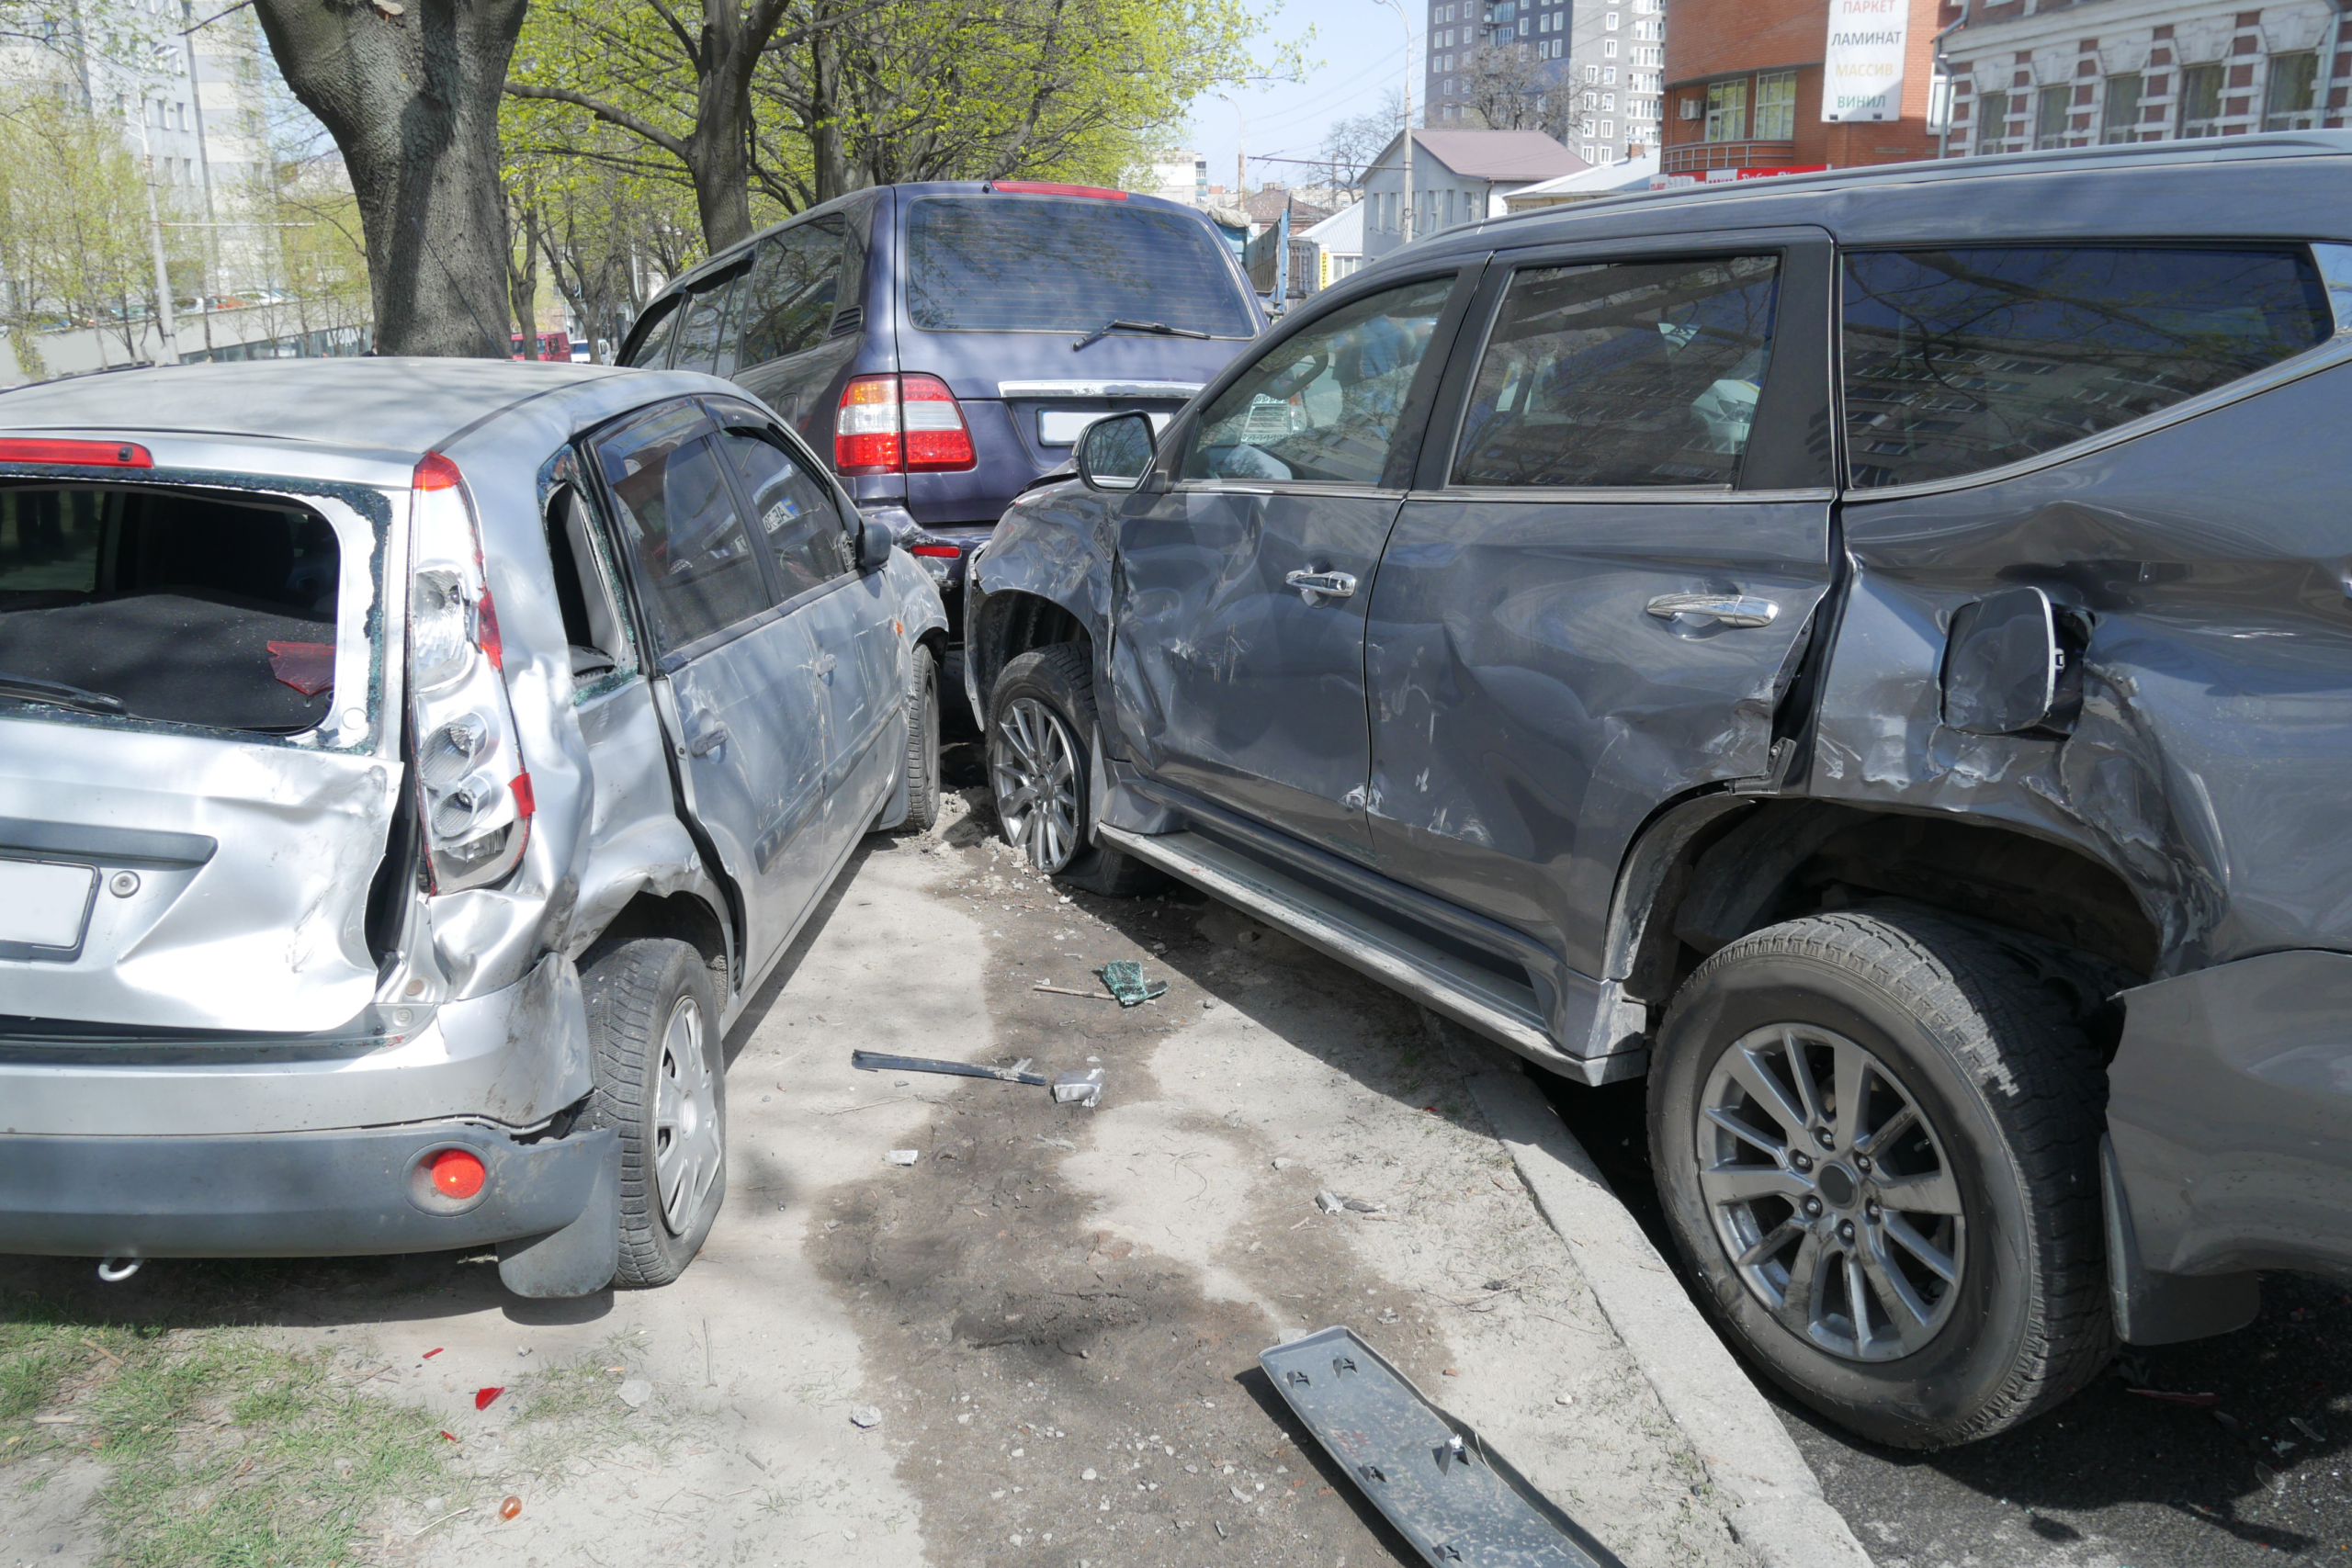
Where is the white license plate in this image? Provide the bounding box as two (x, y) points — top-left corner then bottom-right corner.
(0, 858), (97, 949)
(1037, 409), (1174, 447)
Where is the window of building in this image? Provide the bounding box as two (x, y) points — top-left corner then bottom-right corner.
(1840, 245), (2332, 489)
(1704, 77), (1747, 142)
(1605, 38), (1618, 57)
(1754, 69), (1796, 140)
(1603, 93), (1616, 110)
(2264, 51), (2319, 130)
(2177, 62), (2225, 138)
(1601, 119), (1615, 137)
(1454, 255), (1781, 488)
(1582, 143), (1599, 161)
(1975, 89), (2010, 154)
(1604, 7), (1619, 27)
(1586, 62), (1599, 82)
(2033, 83), (2071, 150)
(2099, 73), (2143, 143)
(1604, 64), (1617, 84)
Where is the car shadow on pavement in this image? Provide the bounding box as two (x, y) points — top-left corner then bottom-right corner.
(1541, 1075), (2352, 1564)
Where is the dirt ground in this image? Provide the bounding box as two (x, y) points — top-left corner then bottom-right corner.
(1, 760), (1758, 1568)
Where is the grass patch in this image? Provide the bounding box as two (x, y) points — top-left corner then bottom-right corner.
(3, 1297), (460, 1567)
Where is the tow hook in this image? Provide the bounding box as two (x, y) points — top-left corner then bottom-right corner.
(96, 1253), (142, 1283)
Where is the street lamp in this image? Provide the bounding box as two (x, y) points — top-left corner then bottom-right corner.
(1215, 91), (1247, 197)
(1368, 0), (1414, 243)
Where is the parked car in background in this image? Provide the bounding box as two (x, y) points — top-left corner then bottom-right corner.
(964, 132), (2352, 1449)
(617, 181), (1265, 688)
(0, 357), (945, 1295)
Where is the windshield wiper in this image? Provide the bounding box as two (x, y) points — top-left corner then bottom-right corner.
(0, 673), (127, 716)
(1072, 317), (1213, 351)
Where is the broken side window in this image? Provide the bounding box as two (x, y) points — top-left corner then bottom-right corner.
(1840, 245), (2334, 490)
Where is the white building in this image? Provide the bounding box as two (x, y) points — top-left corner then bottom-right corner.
(1567, 0), (1666, 164)
(1941, 0), (2349, 156)
(1140, 150), (1210, 207)
(1361, 128), (1589, 259)
(1500, 149), (1662, 208)
(1300, 200), (1367, 287)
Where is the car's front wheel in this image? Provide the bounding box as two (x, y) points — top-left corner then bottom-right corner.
(986, 645), (1158, 896)
(1648, 908), (2113, 1449)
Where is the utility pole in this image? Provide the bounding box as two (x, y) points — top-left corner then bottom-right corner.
(1216, 91), (1246, 196)
(1370, 0), (1414, 242)
(126, 101), (182, 366)
(180, 0), (220, 355)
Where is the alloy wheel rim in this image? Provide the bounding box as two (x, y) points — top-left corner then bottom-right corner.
(1696, 1023), (1966, 1361)
(989, 696), (1081, 874)
(652, 994), (721, 1236)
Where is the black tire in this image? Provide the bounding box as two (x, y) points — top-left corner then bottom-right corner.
(898, 643), (942, 833)
(581, 937), (728, 1288)
(1647, 908), (2112, 1450)
(986, 644), (1161, 897)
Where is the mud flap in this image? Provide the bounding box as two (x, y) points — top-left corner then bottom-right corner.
(1261, 1326), (1620, 1566)
(496, 1127), (619, 1299)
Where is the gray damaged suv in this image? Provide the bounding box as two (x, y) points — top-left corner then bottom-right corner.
(0, 358), (945, 1296)
(965, 133), (2352, 1447)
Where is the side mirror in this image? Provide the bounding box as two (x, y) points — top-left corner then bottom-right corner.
(1942, 585), (2068, 735)
(1075, 412), (1156, 493)
(857, 518), (894, 570)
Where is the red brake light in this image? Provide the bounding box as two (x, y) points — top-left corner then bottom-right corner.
(428, 1148), (486, 1200)
(835, 375), (901, 475)
(0, 438), (153, 468)
(908, 544), (960, 558)
(987, 180), (1129, 200)
(900, 375), (976, 472)
(413, 452), (463, 491)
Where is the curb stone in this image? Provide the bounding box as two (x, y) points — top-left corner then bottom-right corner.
(1461, 1058), (1878, 1568)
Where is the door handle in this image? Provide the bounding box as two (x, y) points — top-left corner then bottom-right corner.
(688, 722), (731, 757)
(809, 651), (838, 681)
(1645, 592), (1779, 628)
(1285, 568), (1359, 604)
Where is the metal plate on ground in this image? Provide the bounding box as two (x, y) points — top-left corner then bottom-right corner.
(1260, 1326), (1620, 1568)
(0, 857), (97, 952)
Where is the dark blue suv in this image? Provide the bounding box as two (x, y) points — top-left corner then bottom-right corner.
(618, 181), (1265, 656)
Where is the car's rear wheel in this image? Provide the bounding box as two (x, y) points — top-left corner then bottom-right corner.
(581, 937), (728, 1287)
(986, 645), (1159, 896)
(1648, 908), (2112, 1449)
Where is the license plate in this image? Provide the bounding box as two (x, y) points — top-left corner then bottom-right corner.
(1037, 409), (1174, 447)
(0, 858), (98, 950)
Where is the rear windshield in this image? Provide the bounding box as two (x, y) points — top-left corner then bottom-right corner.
(906, 197), (1256, 337)
(0, 485), (340, 731)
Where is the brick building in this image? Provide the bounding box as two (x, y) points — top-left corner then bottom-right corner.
(1942, 2), (2350, 156)
(1660, 0), (1962, 174)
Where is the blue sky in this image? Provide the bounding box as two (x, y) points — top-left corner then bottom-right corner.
(1179, 0), (1424, 195)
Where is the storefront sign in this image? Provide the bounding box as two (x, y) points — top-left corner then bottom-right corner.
(1823, 0), (1910, 122)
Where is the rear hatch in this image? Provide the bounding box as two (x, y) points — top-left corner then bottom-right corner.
(895, 186), (1261, 526)
(0, 441), (402, 1040)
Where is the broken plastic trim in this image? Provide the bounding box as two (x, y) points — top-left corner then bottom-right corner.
(1260, 1326), (1622, 1567)
(851, 1049), (1049, 1086)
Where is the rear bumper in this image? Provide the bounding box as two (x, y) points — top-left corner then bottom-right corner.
(0, 1120), (615, 1259)
(2105, 949), (2352, 1341)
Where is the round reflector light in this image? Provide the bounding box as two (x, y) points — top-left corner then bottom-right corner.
(429, 1147), (487, 1200)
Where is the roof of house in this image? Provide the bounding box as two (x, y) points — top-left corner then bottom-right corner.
(1380, 129), (1589, 184)
(1506, 152), (1662, 202)
(1301, 200), (1364, 250)
(1245, 186), (1335, 227)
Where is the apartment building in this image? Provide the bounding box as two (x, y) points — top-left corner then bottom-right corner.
(1425, 0), (1579, 123)
(1569, 0), (1668, 161)
(1943, 1), (2349, 156)
(1660, 0), (1962, 173)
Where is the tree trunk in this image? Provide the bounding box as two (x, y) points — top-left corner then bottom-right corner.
(508, 194), (539, 357)
(253, 0), (527, 358)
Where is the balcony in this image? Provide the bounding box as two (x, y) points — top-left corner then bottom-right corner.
(1662, 140), (1800, 173)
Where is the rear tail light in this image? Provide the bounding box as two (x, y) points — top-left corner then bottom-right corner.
(408, 453), (532, 894)
(0, 438), (153, 468)
(429, 1148), (486, 1199)
(907, 545), (960, 557)
(834, 374), (977, 476)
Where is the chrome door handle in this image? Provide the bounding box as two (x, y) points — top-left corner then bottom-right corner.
(688, 722), (731, 757)
(1645, 592), (1779, 628)
(1285, 568), (1359, 604)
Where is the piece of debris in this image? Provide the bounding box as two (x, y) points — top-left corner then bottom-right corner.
(1053, 1068), (1106, 1108)
(616, 1379), (652, 1409)
(854, 1048), (1047, 1086)
(498, 1495), (523, 1521)
(1261, 1328), (1611, 1566)
(1201, 998), (1216, 1010)
(421, 1348), (443, 1359)
(884, 1149), (921, 1166)
(1316, 1191), (1346, 1214)
(2292, 1416), (2325, 1441)
(1272, 1157), (1293, 1169)
(2125, 1387), (2220, 1405)
(1344, 1198), (1385, 1213)
(474, 1387), (503, 1411)
(1098, 960), (1169, 1007)
(850, 1405), (884, 1429)
(1034, 984), (1114, 999)
(1035, 1135), (1077, 1150)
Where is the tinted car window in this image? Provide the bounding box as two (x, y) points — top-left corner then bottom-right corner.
(1842, 246), (2333, 489)
(713, 427), (852, 599)
(1453, 255), (1781, 489)
(622, 295), (684, 368)
(907, 197), (1255, 338)
(1182, 277), (1453, 485)
(672, 267), (748, 376)
(597, 406), (774, 652)
(738, 218), (849, 367)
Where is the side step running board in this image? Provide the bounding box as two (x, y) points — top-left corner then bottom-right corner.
(1097, 827), (1633, 1086)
